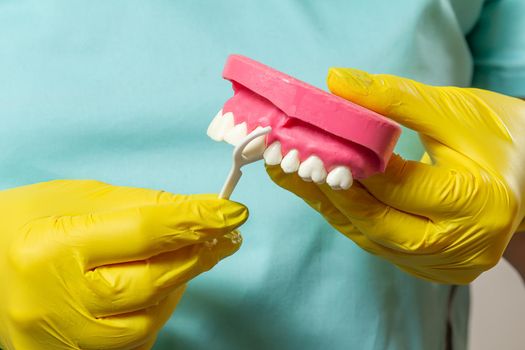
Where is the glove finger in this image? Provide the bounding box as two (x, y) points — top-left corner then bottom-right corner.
(268, 164), (439, 254)
(84, 233), (240, 317)
(419, 134), (483, 172)
(335, 217), (481, 284)
(131, 336), (157, 350)
(85, 287), (184, 350)
(47, 196), (247, 268)
(397, 259), (484, 284)
(317, 182), (442, 254)
(266, 165), (451, 275)
(326, 68), (465, 145)
(19, 179), (187, 215)
(327, 213), (454, 282)
(359, 153), (468, 219)
(266, 164), (354, 228)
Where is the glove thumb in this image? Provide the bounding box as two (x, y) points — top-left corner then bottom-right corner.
(327, 67), (451, 142)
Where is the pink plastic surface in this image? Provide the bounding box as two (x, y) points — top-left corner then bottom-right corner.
(220, 54), (401, 179)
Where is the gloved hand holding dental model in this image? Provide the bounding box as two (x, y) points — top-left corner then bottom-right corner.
(267, 68), (525, 284)
(0, 180), (247, 349)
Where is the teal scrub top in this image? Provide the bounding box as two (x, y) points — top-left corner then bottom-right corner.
(1, 1), (525, 349)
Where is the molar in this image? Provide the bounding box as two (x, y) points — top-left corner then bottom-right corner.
(326, 166), (353, 190)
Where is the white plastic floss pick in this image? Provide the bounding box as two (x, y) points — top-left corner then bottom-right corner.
(219, 126), (272, 199)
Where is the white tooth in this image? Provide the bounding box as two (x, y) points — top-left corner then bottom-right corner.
(280, 149), (300, 173)
(312, 168), (328, 183)
(263, 141), (283, 165)
(298, 161), (311, 180)
(298, 156), (327, 183)
(211, 111), (234, 141)
(243, 126), (267, 158)
(224, 122), (248, 145)
(326, 166), (353, 190)
(207, 109), (224, 141)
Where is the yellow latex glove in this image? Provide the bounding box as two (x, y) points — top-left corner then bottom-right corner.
(267, 68), (525, 284)
(0, 180), (247, 350)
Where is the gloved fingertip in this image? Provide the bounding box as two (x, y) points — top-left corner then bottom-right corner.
(216, 231), (243, 258)
(216, 199), (249, 228)
(224, 200), (249, 217)
(327, 67), (373, 96)
(198, 231), (243, 272)
(178, 194), (249, 232)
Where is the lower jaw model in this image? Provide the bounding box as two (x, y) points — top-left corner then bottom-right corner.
(207, 55), (401, 190)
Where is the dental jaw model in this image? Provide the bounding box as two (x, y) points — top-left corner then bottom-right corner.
(208, 55), (401, 192)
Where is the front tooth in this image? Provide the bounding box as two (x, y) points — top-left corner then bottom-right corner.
(326, 166), (353, 190)
(224, 122), (248, 145)
(243, 126), (267, 158)
(298, 156), (327, 183)
(263, 141), (282, 165)
(280, 149), (300, 173)
(212, 112), (235, 141)
(207, 109), (225, 141)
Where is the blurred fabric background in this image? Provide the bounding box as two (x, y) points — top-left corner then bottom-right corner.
(470, 260), (525, 350)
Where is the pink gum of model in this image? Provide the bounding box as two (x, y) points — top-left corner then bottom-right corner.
(220, 54), (401, 179)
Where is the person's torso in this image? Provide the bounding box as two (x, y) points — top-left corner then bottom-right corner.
(0, 1), (479, 349)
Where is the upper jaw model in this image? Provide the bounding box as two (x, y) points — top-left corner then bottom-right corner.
(207, 55), (401, 190)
